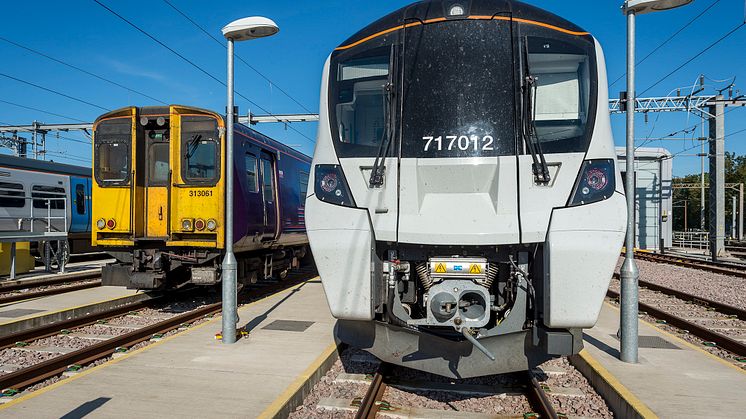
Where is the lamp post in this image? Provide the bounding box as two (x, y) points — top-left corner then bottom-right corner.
(620, 0), (693, 363)
(221, 16), (279, 344)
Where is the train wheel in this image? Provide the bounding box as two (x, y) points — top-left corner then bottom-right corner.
(275, 268), (289, 281)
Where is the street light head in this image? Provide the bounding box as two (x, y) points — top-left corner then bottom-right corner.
(222, 16), (279, 41)
(623, 0), (694, 14)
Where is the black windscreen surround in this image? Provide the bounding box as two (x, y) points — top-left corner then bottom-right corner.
(94, 118), (132, 186)
(181, 116), (220, 185)
(401, 19), (516, 158)
(524, 34), (597, 154)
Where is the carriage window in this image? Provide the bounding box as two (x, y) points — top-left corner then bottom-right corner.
(75, 184), (86, 215)
(261, 159), (274, 203)
(97, 142), (129, 183)
(299, 171), (309, 204)
(182, 116), (220, 185)
(331, 48), (390, 157)
(148, 142), (170, 186)
(32, 185), (66, 210)
(245, 154), (258, 193)
(0, 182), (25, 208)
(527, 36), (593, 153)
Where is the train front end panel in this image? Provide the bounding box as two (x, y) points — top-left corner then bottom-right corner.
(307, 0), (627, 378)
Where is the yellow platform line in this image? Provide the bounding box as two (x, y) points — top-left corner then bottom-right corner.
(574, 349), (658, 418)
(0, 290), (152, 327)
(0, 278), (319, 410)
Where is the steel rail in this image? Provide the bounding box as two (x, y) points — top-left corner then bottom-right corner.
(607, 289), (746, 357)
(634, 251), (746, 278)
(0, 280), (102, 305)
(637, 279), (746, 321)
(0, 275), (310, 392)
(0, 296), (157, 350)
(526, 372), (560, 419)
(0, 270), (101, 292)
(354, 363), (389, 419)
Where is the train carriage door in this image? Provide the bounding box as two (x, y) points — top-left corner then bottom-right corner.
(259, 152), (278, 240)
(396, 14), (520, 245)
(142, 115), (171, 238)
(70, 177), (88, 233)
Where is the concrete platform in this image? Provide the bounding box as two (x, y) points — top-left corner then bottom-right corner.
(583, 302), (746, 418)
(0, 279), (336, 418)
(0, 286), (151, 336)
(0, 258), (112, 285)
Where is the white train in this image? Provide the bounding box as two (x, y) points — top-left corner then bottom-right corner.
(306, 0), (626, 378)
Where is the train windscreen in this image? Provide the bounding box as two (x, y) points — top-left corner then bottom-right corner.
(400, 19), (515, 158)
(526, 36), (593, 154)
(181, 116), (220, 185)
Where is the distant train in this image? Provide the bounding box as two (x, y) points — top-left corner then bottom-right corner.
(307, 0), (626, 378)
(0, 154), (94, 264)
(92, 105), (310, 290)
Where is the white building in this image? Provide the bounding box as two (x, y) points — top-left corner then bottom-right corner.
(616, 147), (673, 251)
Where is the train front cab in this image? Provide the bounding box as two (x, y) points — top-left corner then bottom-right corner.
(93, 106), (225, 289)
(307, 4), (627, 378)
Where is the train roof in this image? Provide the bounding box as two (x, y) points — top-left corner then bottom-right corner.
(336, 0), (590, 51)
(0, 153), (91, 177)
(233, 122), (312, 163)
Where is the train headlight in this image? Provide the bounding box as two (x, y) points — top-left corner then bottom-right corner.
(206, 219), (217, 231)
(97, 218), (106, 230)
(314, 165), (356, 208)
(568, 160), (616, 207)
(181, 218), (194, 232)
(107, 219), (116, 229)
(194, 218), (205, 231)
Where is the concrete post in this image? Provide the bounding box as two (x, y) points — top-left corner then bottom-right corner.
(708, 96), (725, 260)
(732, 195), (737, 240)
(620, 7), (639, 364)
(221, 38), (238, 344)
(10, 242), (16, 280)
(738, 183), (743, 241)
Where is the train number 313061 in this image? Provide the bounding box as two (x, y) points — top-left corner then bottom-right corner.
(188, 190), (213, 197)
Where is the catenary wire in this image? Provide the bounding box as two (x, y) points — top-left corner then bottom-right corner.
(640, 22), (745, 96)
(0, 36), (168, 105)
(0, 72), (111, 112)
(161, 0), (314, 114)
(609, 0), (721, 88)
(92, 0), (315, 145)
(0, 99), (89, 123)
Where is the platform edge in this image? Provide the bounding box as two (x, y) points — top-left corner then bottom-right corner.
(257, 342), (341, 419)
(569, 349), (658, 419)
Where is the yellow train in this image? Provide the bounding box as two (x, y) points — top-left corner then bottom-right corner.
(92, 105), (311, 289)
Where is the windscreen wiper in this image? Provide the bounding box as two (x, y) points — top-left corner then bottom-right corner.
(369, 81), (394, 187)
(369, 48), (396, 188)
(185, 134), (202, 159)
(522, 40), (551, 184)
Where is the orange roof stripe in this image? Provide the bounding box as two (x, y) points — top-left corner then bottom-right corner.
(334, 15), (589, 51)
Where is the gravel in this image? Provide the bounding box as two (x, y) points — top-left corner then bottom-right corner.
(615, 257), (746, 310)
(290, 348), (614, 418)
(0, 280), (100, 300)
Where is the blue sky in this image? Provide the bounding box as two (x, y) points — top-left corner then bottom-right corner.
(1, 0), (745, 176)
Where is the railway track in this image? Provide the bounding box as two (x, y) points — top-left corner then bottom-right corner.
(353, 362), (559, 419)
(633, 251), (746, 278)
(0, 269), (316, 394)
(0, 276), (102, 305)
(608, 276), (746, 358)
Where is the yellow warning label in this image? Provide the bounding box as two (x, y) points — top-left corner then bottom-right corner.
(435, 263), (447, 274)
(469, 264), (482, 274)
